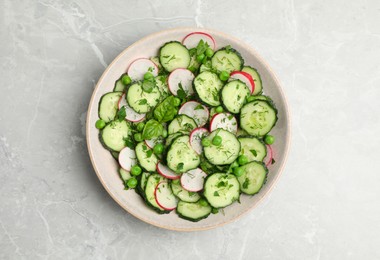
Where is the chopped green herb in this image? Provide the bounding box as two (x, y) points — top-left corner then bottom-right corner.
(213, 191), (220, 197)
(250, 149), (257, 157)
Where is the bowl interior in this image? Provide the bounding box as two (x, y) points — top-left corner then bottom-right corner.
(86, 28), (290, 231)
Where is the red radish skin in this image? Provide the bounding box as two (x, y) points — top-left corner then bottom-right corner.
(157, 162), (181, 180)
(209, 113), (238, 134)
(118, 147), (137, 171)
(182, 32), (216, 50)
(118, 94), (146, 122)
(168, 68), (195, 97)
(264, 144), (274, 167)
(178, 101), (209, 127)
(180, 168), (207, 192)
(154, 182), (178, 210)
(127, 58), (158, 81)
(189, 127), (209, 155)
(230, 71), (255, 94)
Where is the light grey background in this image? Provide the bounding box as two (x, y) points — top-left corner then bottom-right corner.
(1, 0), (379, 259)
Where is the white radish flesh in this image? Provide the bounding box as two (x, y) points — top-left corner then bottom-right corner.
(168, 69), (195, 97)
(178, 101), (209, 127)
(154, 182), (178, 210)
(181, 168), (207, 192)
(118, 147), (137, 171)
(182, 32), (216, 50)
(157, 162), (181, 180)
(127, 58), (158, 81)
(209, 112), (238, 134)
(189, 128), (209, 155)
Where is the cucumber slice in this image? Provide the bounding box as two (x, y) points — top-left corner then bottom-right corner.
(211, 47), (243, 73)
(136, 172), (150, 199)
(171, 181), (201, 202)
(240, 100), (278, 137)
(100, 120), (131, 152)
(203, 173), (240, 208)
(176, 200), (212, 222)
(168, 114), (197, 135)
(166, 135), (200, 173)
(119, 168), (132, 183)
(238, 137), (267, 162)
(98, 92), (123, 123)
(144, 174), (169, 214)
(165, 133), (182, 147)
(135, 142), (159, 172)
(126, 82), (160, 113)
(237, 161), (268, 195)
(194, 71), (223, 106)
(221, 80), (250, 114)
(113, 78), (125, 92)
(159, 41), (191, 72)
(203, 129), (240, 165)
(242, 66), (263, 95)
(155, 75), (170, 100)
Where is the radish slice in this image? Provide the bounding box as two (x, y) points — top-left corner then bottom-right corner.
(118, 94), (146, 122)
(182, 32), (216, 50)
(181, 168), (207, 192)
(127, 58), (158, 81)
(178, 101), (209, 127)
(189, 127), (209, 154)
(230, 71), (255, 94)
(145, 137), (163, 149)
(264, 144), (274, 167)
(118, 147), (137, 171)
(209, 113), (238, 134)
(168, 68), (195, 97)
(157, 162), (181, 180)
(154, 182), (178, 210)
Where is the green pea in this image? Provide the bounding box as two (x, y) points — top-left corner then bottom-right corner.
(196, 53), (205, 63)
(212, 135), (222, 146)
(127, 177), (138, 188)
(230, 161), (239, 169)
(121, 75), (132, 86)
(161, 129), (168, 138)
(137, 122), (145, 132)
(211, 208), (219, 214)
(247, 95), (256, 102)
(201, 138), (211, 147)
(144, 72), (154, 80)
(264, 135), (275, 145)
(205, 48), (214, 58)
(215, 106), (223, 113)
(131, 165), (142, 176)
(238, 155), (248, 165)
(173, 97), (181, 106)
(153, 143), (164, 155)
(234, 167), (244, 177)
(219, 71), (230, 81)
(95, 119), (106, 129)
(134, 133), (143, 142)
(199, 198), (208, 207)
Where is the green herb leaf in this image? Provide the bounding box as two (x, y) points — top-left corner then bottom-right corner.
(213, 191), (220, 197)
(194, 104), (204, 110)
(124, 138), (135, 149)
(154, 96), (179, 123)
(142, 119), (163, 140)
(177, 83), (187, 99)
(250, 149), (257, 157)
(242, 178), (250, 189)
(146, 150), (153, 158)
(116, 106), (126, 121)
(217, 181), (227, 188)
(138, 99), (148, 105)
(271, 158), (276, 165)
(196, 39), (209, 55)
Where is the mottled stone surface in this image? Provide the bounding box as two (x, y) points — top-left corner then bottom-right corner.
(1, 0), (379, 259)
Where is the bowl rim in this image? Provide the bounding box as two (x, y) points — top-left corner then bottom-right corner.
(86, 27), (291, 232)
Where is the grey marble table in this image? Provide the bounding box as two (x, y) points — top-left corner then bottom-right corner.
(1, 0), (380, 259)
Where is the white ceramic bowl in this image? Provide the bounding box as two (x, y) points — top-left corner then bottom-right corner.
(86, 27), (291, 231)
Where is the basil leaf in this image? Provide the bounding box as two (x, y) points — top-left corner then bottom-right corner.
(142, 119), (163, 140)
(154, 96), (178, 123)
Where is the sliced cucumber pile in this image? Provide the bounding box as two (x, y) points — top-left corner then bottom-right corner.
(95, 31), (278, 222)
